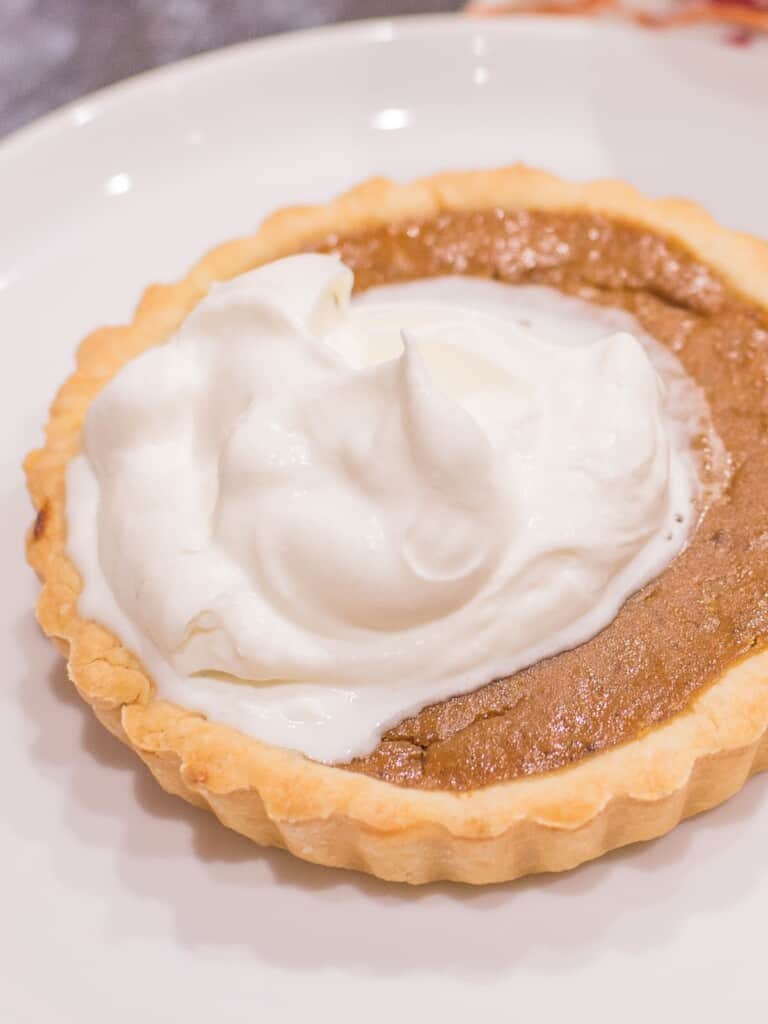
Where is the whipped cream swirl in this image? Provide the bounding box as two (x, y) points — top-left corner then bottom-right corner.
(67, 255), (702, 762)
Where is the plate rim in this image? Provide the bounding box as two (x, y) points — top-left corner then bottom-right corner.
(0, 12), (749, 171)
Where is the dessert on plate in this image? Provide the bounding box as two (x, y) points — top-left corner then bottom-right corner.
(26, 167), (768, 884)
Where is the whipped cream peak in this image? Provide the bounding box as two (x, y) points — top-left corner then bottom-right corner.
(68, 259), (707, 762)
(192, 253), (354, 346)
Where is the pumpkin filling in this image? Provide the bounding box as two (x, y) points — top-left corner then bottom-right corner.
(314, 210), (768, 789)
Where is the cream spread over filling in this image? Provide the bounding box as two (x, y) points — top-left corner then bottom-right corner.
(66, 256), (713, 762)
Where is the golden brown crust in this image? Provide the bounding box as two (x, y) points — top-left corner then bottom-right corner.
(25, 166), (768, 884)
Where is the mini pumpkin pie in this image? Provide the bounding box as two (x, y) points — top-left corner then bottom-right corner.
(25, 167), (768, 884)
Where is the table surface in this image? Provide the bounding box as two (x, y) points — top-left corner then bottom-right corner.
(0, 0), (462, 139)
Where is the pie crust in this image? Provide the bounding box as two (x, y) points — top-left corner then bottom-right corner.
(25, 167), (768, 884)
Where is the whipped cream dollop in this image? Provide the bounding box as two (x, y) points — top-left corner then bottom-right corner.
(67, 256), (710, 762)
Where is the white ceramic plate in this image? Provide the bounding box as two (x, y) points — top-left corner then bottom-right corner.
(3, 14), (767, 1022)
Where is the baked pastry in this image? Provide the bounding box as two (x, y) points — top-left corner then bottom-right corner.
(25, 167), (768, 884)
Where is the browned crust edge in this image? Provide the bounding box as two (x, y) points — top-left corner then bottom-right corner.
(24, 166), (768, 884)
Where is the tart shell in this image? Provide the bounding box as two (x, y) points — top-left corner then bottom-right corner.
(25, 166), (768, 884)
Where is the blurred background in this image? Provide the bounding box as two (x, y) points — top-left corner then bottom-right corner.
(1, 0), (464, 137)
